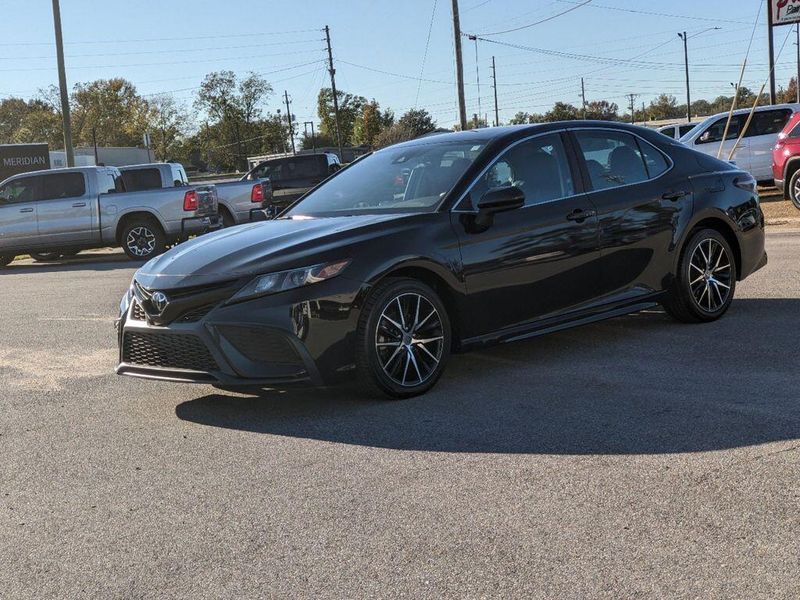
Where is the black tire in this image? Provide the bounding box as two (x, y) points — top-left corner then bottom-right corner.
(120, 218), (167, 261)
(30, 252), (62, 262)
(663, 228), (737, 323)
(0, 255), (13, 268)
(789, 168), (800, 210)
(61, 249), (80, 257)
(219, 207), (236, 228)
(355, 277), (451, 399)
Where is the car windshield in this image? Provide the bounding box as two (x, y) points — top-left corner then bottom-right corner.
(285, 140), (485, 217)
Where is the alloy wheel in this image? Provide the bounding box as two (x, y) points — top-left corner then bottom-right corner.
(688, 238), (732, 313)
(375, 292), (444, 387)
(126, 226), (156, 258)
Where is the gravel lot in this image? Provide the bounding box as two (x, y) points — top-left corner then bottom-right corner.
(1, 231), (798, 599)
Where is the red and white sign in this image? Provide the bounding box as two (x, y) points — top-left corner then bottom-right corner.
(772, 0), (800, 25)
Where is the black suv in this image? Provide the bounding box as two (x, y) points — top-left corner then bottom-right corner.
(243, 153), (341, 215)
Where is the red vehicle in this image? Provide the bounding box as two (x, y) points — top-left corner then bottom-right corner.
(772, 112), (800, 208)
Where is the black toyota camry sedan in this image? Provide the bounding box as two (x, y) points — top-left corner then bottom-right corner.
(116, 122), (766, 398)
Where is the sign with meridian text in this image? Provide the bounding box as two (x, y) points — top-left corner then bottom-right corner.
(772, 0), (800, 26)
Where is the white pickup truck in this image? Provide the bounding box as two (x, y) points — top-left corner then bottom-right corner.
(119, 163), (272, 227)
(0, 166), (220, 266)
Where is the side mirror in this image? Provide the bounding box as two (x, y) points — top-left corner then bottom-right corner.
(477, 186), (525, 215)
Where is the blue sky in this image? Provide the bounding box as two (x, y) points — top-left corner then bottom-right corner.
(1, 0), (797, 129)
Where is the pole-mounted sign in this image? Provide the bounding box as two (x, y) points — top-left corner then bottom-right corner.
(769, 1), (800, 105)
(772, 0), (800, 26)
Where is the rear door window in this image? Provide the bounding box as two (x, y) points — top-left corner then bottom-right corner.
(637, 140), (670, 179)
(285, 156), (327, 180)
(574, 130), (648, 190)
(121, 168), (162, 191)
(39, 172), (86, 201)
(746, 109), (793, 138)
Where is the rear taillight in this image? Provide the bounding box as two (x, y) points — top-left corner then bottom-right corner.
(183, 190), (199, 211)
(733, 176), (757, 193)
(251, 184), (264, 203)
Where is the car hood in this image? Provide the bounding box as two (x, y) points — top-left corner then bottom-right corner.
(134, 214), (408, 289)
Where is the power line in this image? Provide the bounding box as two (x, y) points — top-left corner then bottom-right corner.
(477, 0), (593, 36)
(554, 1), (752, 25)
(415, 0), (439, 107)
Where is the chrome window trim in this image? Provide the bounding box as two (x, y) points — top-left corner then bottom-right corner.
(450, 128), (573, 214)
(569, 126), (675, 192)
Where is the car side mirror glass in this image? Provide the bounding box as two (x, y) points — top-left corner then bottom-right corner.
(477, 186), (525, 215)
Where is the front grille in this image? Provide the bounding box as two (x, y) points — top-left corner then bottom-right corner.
(218, 325), (303, 366)
(178, 304), (216, 323)
(131, 301), (146, 321)
(122, 332), (218, 372)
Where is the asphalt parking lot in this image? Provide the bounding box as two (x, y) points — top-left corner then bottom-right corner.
(1, 231), (798, 599)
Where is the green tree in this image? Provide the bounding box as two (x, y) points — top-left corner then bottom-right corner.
(352, 99), (394, 146)
(71, 78), (150, 147)
(317, 88), (368, 147)
(397, 108), (437, 137)
(544, 102), (580, 122)
(648, 94), (681, 120)
(585, 100), (618, 121)
(195, 71), (274, 170)
(146, 95), (191, 161)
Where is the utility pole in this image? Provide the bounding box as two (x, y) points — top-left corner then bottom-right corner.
(324, 25), (343, 159)
(467, 34), (481, 127)
(626, 93), (639, 124)
(678, 32), (692, 122)
(284, 90), (296, 155)
(581, 77), (587, 119)
(491, 56), (499, 126)
(796, 23), (800, 104)
(451, 0), (468, 130)
(768, 2), (777, 105)
(304, 121), (316, 153)
(51, 0), (74, 167)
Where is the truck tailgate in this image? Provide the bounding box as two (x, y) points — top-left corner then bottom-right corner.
(194, 185), (219, 217)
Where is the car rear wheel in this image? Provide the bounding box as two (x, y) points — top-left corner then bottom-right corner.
(789, 169), (800, 210)
(120, 218), (166, 260)
(356, 278), (451, 399)
(0, 255), (14, 268)
(663, 228), (736, 323)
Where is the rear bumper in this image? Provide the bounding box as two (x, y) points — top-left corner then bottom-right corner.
(181, 215), (221, 237)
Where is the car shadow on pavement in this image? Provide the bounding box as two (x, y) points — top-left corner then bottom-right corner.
(1, 253), (141, 275)
(175, 299), (800, 455)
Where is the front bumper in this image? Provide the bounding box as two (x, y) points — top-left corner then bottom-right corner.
(116, 276), (366, 387)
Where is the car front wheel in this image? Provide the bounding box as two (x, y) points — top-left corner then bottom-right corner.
(663, 228), (737, 323)
(356, 278), (451, 399)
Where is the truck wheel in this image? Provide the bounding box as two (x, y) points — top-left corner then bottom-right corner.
(30, 252), (62, 262)
(0, 255), (14, 268)
(220, 207), (235, 228)
(120, 218), (167, 260)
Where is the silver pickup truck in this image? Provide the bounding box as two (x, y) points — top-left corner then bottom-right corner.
(0, 166), (219, 267)
(119, 163), (272, 227)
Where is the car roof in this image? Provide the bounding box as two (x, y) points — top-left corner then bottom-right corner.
(381, 121), (668, 151)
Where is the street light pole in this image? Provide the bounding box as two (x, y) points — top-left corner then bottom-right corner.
(51, 0), (74, 167)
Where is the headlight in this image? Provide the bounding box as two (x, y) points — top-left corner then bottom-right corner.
(230, 260), (351, 303)
(119, 282), (134, 317)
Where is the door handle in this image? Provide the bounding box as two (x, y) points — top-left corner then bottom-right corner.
(662, 191), (689, 201)
(72, 202), (87, 208)
(566, 208), (596, 222)
(19, 207), (34, 213)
